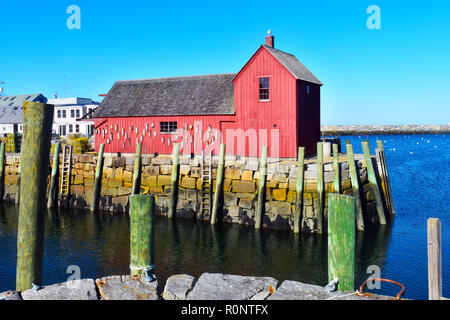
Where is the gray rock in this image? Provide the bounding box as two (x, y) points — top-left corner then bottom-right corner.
(187, 273), (278, 300)
(162, 274), (195, 300)
(21, 279), (98, 300)
(96, 275), (159, 300)
(268, 280), (382, 300)
(245, 161), (259, 171)
(0, 290), (22, 300)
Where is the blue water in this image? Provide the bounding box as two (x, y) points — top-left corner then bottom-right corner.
(0, 134), (448, 299)
(340, 134), (449, 299)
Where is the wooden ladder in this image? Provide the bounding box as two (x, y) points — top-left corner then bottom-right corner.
(60, 144), (73, 196)
(200, 150), (212, 219)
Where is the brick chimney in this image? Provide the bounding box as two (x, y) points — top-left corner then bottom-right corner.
(265, 30), (274, 48)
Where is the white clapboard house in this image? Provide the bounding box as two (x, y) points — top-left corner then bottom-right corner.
(47, 97), (99, 137)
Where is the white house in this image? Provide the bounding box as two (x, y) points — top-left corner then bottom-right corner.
(47, 97), (99, 137)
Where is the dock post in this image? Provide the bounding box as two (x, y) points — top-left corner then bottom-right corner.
(129, 194), (155, 278)
(428, 218), (442, 300)
(47, 142), (61, 209)
(346, 143), (365, 231)
(16, 101), (54, 291)
(168, 143), (180, 219)
(15, 162), (21, 205)
(376, 140), (395, 216)
(362, 141), (386, 225)
(317, 142), (324, 233)
(132, 142), (142, 195)
(90, 143), (105, 212)
(0, 142), (5, 202)
(293, 146), (305, 234)
(255, 145), (268, 229)
(211, 143), (225, 225)
(328, 193), (356, 292)
(332, 143), (340, 194)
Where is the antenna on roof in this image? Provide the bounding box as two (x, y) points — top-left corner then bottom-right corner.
(54, 92), (58, 99)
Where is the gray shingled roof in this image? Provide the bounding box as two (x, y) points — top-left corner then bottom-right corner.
(94, 74), (236, 117)
(263, 45), (322, 85)
(0, 94), (47, 124)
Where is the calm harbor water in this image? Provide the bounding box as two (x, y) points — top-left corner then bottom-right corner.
(0, 134), (448, 299)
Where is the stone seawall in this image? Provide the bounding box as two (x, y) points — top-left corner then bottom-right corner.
(1, 152), (382, 233)
(321, 124), (450, 135)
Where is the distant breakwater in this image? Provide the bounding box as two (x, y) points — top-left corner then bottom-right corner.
(321, 124), (450, 136)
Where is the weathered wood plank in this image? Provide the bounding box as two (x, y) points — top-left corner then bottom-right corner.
(129, 194), (155, 277)
(317, 142), (324, 233)
(361, 141), (386, 225)
(376, 140), (395, 216)
(328, 193), (356, 292)
(332, 143), (340, 194)
(168, 143), (180, 219)
(47, 142), (61, 209)
(90, 143), (105, 212)
(428, 218), (442, 300)
(132, 142), (142, 195)
(16, 101), (54, 291)
(211, 143), (225, 224)
(346, 143), (364, 231)
(255, 145), (268, 229)
(293, 146), (305, 234)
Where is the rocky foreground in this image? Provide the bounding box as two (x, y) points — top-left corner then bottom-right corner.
(321, 124), (450, 135)
(0, 273), (396, 300)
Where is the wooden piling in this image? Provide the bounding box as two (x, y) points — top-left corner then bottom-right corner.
(168, 143), (180, 219)
(332, 143), (340, 194)
(15, 163), (21, 205)
(47, 143), (61, 209)
(132, 142), (142, 195)
(255, 145), (268, 229)
(211, 143), (225, 225)
(129, 194), (155, 277)
(90, 143), (105, 212)
(0, 142), (5, 202)
(328, 193), (356, 292)
(376, 140), (395, 216)
(16, 101), (54, 291)
(427, 218), (442, 300)
(317, 142), (324, 234)
(362, 141), (386, 225)
(293, 146), (305, 234)
(346, 143), (365, 231)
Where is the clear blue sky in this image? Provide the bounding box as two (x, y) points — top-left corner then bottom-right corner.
(1, 0), (449, 125)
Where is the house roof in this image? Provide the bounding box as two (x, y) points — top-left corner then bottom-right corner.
(0, 94), (47, 124)
(233, 45), (322, 86)
(263, 45), (323, 85)
(94, 74), (236, 118)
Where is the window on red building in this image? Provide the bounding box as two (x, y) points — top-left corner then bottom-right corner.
(259, 77), (270, 100)
(160, 121), (177, 134)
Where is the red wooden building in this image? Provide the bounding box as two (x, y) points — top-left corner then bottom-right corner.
(93, 32), (322, 158)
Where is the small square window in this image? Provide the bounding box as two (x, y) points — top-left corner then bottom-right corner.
(259, 77), (270, 100)
(71, 110), (75, 118)
(160, 121), (177, 134)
